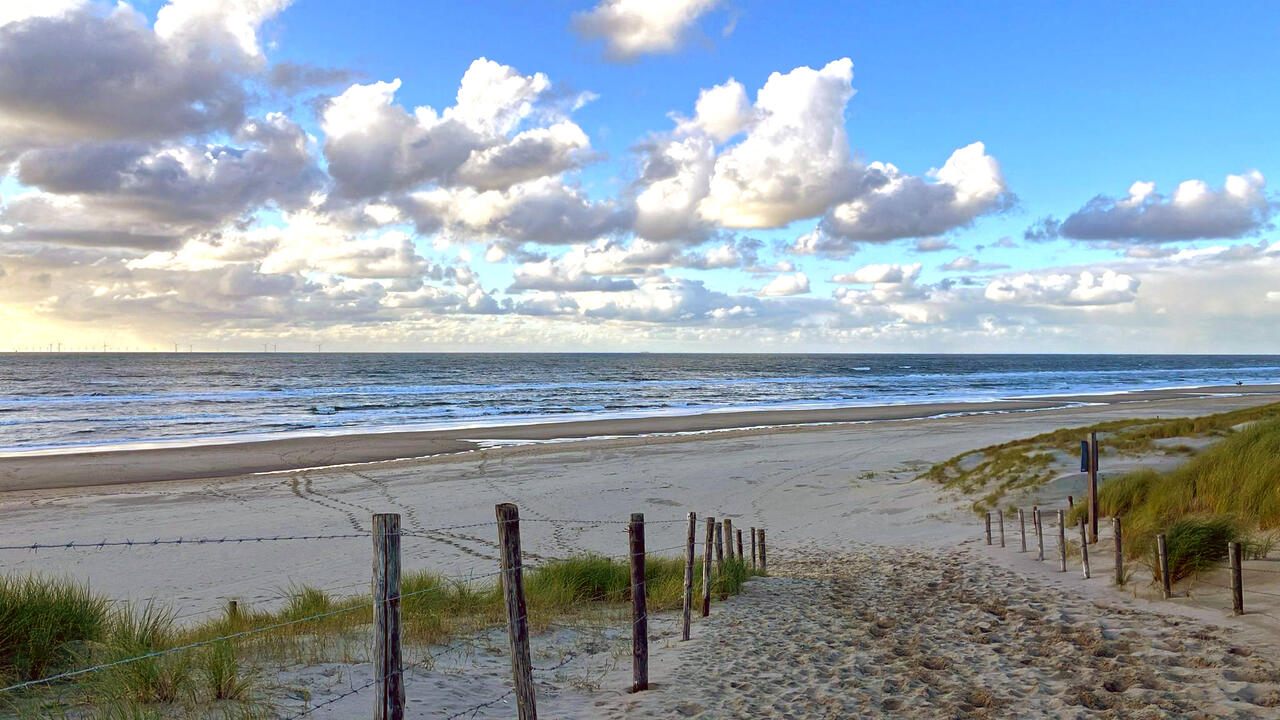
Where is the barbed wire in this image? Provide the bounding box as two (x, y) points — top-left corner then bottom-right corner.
(0, 516), (713, 553)
(0, 533), (369, 552)
(282, 675), (378, 719)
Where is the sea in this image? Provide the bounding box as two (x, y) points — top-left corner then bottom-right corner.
(0, 353), (1277, 454)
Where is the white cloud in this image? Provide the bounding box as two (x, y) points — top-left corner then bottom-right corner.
(685, 79), (752, 142)
(983, 269), (1138, 306)
(322, 59), (592, 198)
(832, 263), (921, 285)
(699, 58), (857, 228)
(154, 0), (289, 63)
(1032, 171), (1270, 242)
(757, 271), (809, 297)
(572, 0), (719, 61)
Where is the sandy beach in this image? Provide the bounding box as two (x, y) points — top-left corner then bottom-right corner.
(3, 383), (1277, 492)
(4, 388), (1280, 717)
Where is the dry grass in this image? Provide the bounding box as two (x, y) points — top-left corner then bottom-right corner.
(1, 553), (756, 718)
(921, 401), (1280, 512)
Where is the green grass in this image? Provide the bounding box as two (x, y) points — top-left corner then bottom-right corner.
(1, 552), (758, 717)
(1059, 418), (1280, 579)
(0, 575), (109, 684)
(922, 401), (1280, 511)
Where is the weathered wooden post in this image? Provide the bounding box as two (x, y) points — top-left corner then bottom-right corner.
(985, 511), (992, 545)
(682, 512), (695, 641)
(495, 504), (536, 720)
(1157, 533), (1172, 599)
(227, 599), (238, 619)
(714, 521), (725, 571)
(1018, 509), (1027, 552)
(750, 527), (757, 569)
(1056, 509), (1067, 572)
(1113, 516), (1124, 586)
(997, 509), (1005, 548)
(1088, 431), (1099, 544)
(1067, 495), (1074, 510)
(723, 519), (734, 561)
(629, 513), (648, 692)
(1078, 517), (1091, 579)
(701, 516), (714, 616)
(1035, 507), (1044, 561)
(1230, 541), (1244, 616)
(373, 513), (405, 720)
(736, 529), (744, 561)
(759, 529), (767, 574)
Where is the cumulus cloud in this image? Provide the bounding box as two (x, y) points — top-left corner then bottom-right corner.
(404, 177), (626, 251)
(0, 0), (287, 152)
(572, 0), (719, 61)
(1029, 172), (1271, 243)
(757, 271), (809, 297)
(983, 269), (1139, 306)
(683, 79), (752, 142)
(18, 114), (318, 220)
(819, 142), (1012, 246)
(322, 59), (595, 199)
(699, 58), (858, 228)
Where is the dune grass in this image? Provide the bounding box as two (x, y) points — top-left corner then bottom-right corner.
(1, 553), (757, 718)
(1057, 418), (1280, 580)
(921, 401), (1280, 512)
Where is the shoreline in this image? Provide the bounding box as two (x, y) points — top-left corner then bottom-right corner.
(1, 383), (1277, 492)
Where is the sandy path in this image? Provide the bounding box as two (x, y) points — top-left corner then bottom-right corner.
(598, 547), (1280, 719)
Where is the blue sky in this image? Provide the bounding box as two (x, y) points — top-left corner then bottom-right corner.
(0, 0), (1277, 351)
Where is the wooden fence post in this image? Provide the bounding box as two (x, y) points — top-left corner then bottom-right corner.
(985, 511), (992, 545)
(1078, 517), (1091, 579)
(629, 513), (648, 692)
(735, 529), (744, 561)
(723, 519), (734, 561)
(714, 521), (725, 571)
(1067, 495), (1074, 510)
(1035, 507), (1044, 561)
(1230, 541), (1244, 616)
(702, 516), (714, 616)
(997, 509), (1005, 548)
(495, 503), (537, 720)
(1018, 509), (1027, 552)
(682, 512), (695, 641)
(759, 529), (767, 574)
(750, 527), (757, 569)
(1056, 510), (1067, 572)
(373, 513), (405, 720)
(1157, 533), (1171, 599)
(1113, 516), (1124, 586)
(1088, 431), (1099, 544)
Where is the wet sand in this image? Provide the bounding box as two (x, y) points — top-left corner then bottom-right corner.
(3, 383), (1276, 492)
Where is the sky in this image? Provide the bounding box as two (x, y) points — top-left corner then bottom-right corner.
(0, 0), (1277, 352)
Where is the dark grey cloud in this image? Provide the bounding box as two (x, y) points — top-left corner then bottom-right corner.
(1028, 173), (1271, 243)
(7, 115), (323, 241)
(0, 4), (248, 152)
